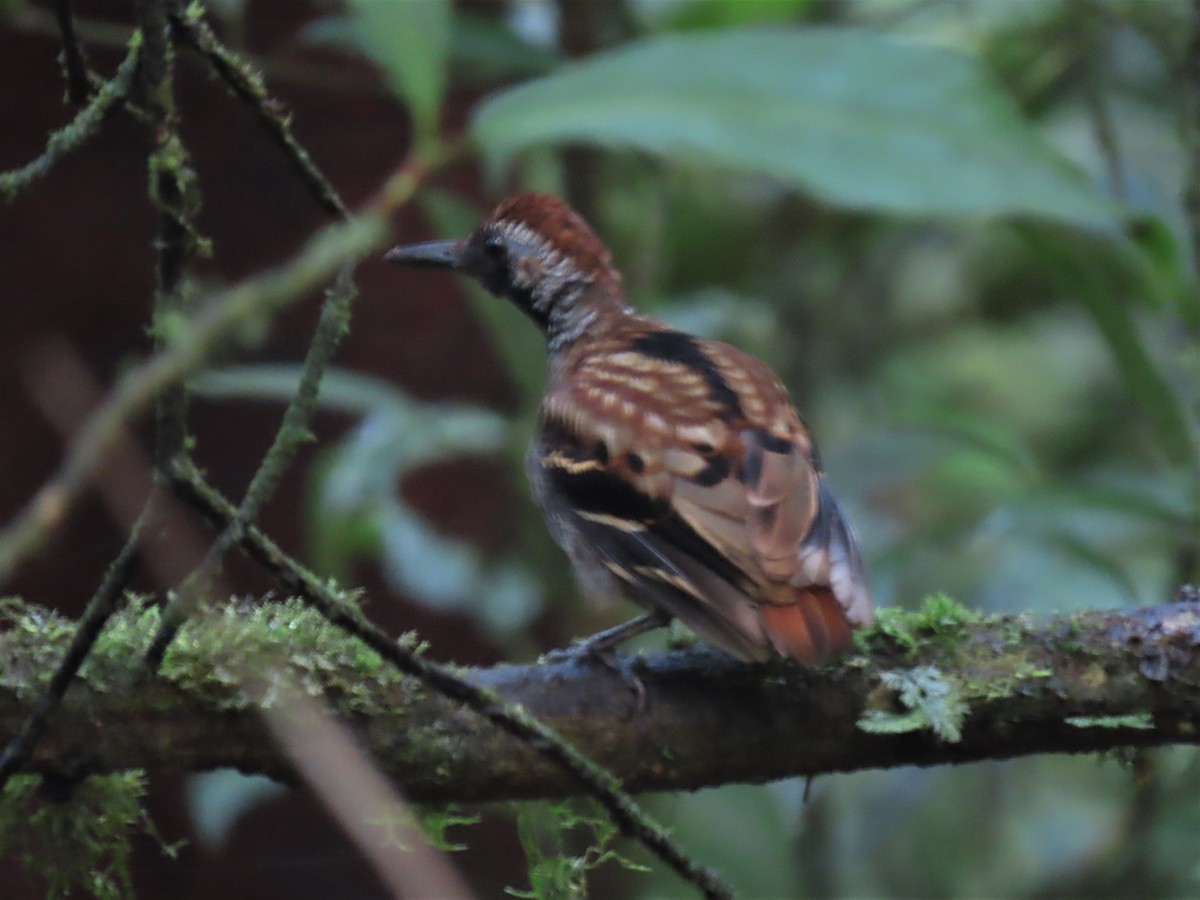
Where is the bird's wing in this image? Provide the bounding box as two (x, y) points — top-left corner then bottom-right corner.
(536, 324), (873, 663)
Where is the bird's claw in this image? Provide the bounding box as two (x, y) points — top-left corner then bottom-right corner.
(543, 640), (648, 713)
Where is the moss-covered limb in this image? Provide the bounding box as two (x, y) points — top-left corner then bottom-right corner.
(1, 595), (1197, 802)
(141, 0), (197, 468)
(0, 31), (143, 204)
(169, 2), (348, 220)
(0, 213), (385, 588)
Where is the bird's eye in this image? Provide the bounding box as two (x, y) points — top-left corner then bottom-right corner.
(483, 235), (506, 259)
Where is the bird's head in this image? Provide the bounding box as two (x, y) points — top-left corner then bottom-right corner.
(385, 193), (625, 341)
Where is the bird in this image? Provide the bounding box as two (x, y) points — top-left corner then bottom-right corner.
(385, 193), (874, 664)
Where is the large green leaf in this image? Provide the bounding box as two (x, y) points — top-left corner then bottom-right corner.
(473, 28), (1115, 224)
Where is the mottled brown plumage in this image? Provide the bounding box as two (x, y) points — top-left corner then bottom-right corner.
(385, 193), (874, 663)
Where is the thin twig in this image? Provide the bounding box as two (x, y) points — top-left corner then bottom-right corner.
(0, 518), (143, 788)
(167, 460), (734, 900)
(135, 0), (201, 668)
(53, 0), (92, 104)
(169, 1), (348, 219)
(145, 264), (359, 669)
(9, 4), (389, 99)
(139, 0), (195, 467)
(0, 32), (143, 204)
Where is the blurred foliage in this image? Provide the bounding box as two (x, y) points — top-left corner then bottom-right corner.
(345, 0), (451, 151)
(223, 0), (1200, 895)
(193, 366), (544, 637)
(473, 27), (1117, 223)
(184, 770), (285, 851)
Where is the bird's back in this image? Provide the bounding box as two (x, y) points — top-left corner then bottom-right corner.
(532, 315), (873, 663)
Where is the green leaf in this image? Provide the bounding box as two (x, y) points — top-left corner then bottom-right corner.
(474, 28), (1115, 224)
(647, 0), (816, 31)
(348, 0), (450, 149)
(450, 12), (559, 85)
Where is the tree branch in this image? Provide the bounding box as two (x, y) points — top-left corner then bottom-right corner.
(53, 0), (93, 104)
(169, 2), (348, 219)
(2, 595), (1196, 802)
(0, 32), (142, 204)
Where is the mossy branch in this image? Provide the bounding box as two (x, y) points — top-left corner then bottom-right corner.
(1, 594), (1196, 802)
(161, 461), (733, 899)
(169, 1), (348, 219)
(0, 31), (143, 204)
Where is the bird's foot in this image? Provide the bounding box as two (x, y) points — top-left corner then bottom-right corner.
(542, 614), (669, 712)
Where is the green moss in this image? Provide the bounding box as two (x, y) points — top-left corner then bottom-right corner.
(0, 772), (177, 900)
(155, 596), (423, 713)
(857, 593), (986, 657)
(0, 598), (80, 695)
(0, 595), (425, 717)
(416, 805), (481, 852)
(909, 593), (985, 639)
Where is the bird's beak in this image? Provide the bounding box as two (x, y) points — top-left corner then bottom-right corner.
(384, 239), (464, 270)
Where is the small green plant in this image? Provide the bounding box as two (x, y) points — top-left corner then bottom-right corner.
(0, 772), (178, 900)
(507, 800), (649, 900)
(858, 666), (969, 743)
(362, 802), (479, 853)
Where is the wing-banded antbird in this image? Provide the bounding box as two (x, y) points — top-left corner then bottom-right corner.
(386, 193), (873, 664)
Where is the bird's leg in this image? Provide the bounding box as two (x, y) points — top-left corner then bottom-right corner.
(546, 610), (672, 664)
(544, 611), (672, 711)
